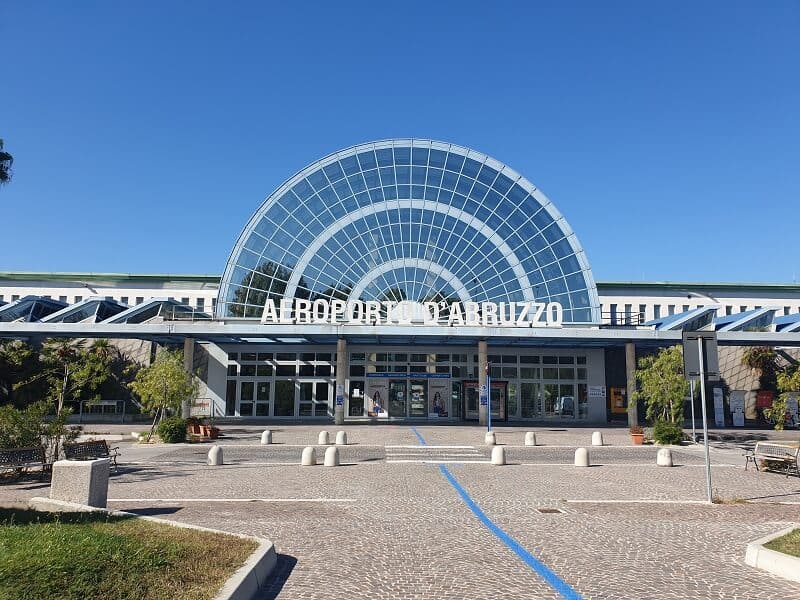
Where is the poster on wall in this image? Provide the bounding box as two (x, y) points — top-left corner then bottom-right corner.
(713, 387), (725, 427)
(730, 391), (746, 427)
(787, 393), (799, 422)
(366, 378), (389, 419)
(428, 378), (450, 418)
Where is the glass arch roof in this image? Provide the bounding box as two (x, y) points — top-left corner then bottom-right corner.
(218, 139), (600, 323)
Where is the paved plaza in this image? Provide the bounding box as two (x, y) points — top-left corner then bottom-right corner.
(2, 424), (800, 599)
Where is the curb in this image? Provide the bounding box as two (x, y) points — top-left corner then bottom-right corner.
(744, 525), (800, 583)
(27, 497), (277, 600)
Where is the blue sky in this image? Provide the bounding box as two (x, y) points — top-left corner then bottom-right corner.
(2, 1), (798, 283)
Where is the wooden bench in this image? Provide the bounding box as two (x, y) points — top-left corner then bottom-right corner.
(744, 442), (800, 478)
(63, 440), (120, 470)
(0, 447), (48, 480)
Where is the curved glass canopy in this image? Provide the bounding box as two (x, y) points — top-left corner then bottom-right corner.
(218, 139), (600, 323)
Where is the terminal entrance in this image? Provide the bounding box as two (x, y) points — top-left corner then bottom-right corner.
(464, 381), (508, 421)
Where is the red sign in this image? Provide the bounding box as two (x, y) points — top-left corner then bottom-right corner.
(756, 391), (774, 408)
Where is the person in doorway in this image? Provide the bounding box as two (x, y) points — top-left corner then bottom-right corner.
(432, 392), (443, 415)
(372, 391), (383, 414)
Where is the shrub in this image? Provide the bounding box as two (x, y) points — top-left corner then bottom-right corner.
(629, 425), (644, 435)
(157, 417), (187, 443)
(652, 420), (683, 445)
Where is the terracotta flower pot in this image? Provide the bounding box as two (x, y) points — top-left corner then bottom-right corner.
(630, 433), (644, 445)
(207, 426), (220, 440)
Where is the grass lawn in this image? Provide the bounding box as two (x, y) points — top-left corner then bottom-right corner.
(765, 528), (800, 558)
(0, 508), (259, 600)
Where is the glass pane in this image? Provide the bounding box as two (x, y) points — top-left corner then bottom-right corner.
(409, 380), (427, 417)
(507, 383), (518, 417)
(275, 381), (295, 416)
(521, 382), (539, 418)
(257, 382), (270, 401)
(239, 402), (253, 416)
(241, 365), (256, 377)
(240, 382), (254, 401)
(226, 380), (236, 416)
(389, 380), (406, 417)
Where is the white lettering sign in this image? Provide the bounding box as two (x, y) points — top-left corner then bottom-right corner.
(260, 299), (564, 327)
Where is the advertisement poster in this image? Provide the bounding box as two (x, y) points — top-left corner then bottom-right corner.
(366, 378), (388, 419)
(713, 387), (725, 427)
(428, 378), (450, 418)
(756, 390), (774, 409)
(730, 391), (746, 427)
(788, 393), (799, 422)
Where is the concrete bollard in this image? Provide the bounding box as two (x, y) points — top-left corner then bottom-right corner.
(491, 446), (506, 466)
(318, 430), (330, 445)
(324, 446), (340, 467)
(591, 431), (604, 446)
(50, 458), (109, 508)
(208, 445), (223, 466)
(301, 446), (316, 466)
(260, 430), (272, 445)
(524, 431), (537, 446)
(335, 431), (348, 445)
(657, 448), (674, 467)
(485, 431), (496, 446)
(574, 447), (590, 467)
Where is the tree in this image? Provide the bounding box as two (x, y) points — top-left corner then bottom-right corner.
(13, 339), (114, 458)
(765, 365), (800, 431)
(0, 139), (13, 185)
(742, 346), (780, 391)
(129, 348), (198, 418)
(632, 346), (688, 424)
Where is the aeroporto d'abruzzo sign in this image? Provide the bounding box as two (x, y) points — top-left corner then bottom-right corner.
(261, 299), (563, 328)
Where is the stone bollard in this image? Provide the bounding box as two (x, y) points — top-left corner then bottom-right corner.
(208, 445), (223, 466)
(324, 446), (340, 467)
(50, 458), (109, 508)
(574, 447), (590, 467)
(301, 446), (316, 466)
(491, 446), (506, 466)
(260, 430), (273, 445)
(591, 431), (604, 446)
(318, 430), (330, 445)
(335, 431), (348, 445)
(524, 431), (537, 446)
(657, 448), (674, 467)
(485, 431), (496, 446)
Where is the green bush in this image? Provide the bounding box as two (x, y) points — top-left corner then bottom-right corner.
(156, 417), (187, 443)
(652, 420), (683, 445)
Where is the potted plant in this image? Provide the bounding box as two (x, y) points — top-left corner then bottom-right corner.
(185, 416), (202, 436)
(630, 425), (645, 445)
(203, 416), (220, 439)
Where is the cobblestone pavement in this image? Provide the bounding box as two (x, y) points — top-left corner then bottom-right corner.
(2, 425), (799, 599)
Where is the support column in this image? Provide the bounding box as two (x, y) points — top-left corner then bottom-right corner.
(182, 338), (195, 419)
(334, 338), (347, 425)
(625, 342), (637, 427)
(478, 340), (488, 426)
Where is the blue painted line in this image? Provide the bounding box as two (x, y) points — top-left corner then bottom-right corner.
(410, 426), (427, 445)
(438, 464), (583, 600)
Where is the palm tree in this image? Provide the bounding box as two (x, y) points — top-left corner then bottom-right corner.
(0, 139), (12, 185)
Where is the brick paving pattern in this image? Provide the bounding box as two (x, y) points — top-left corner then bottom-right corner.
(2, 425), (799, 598)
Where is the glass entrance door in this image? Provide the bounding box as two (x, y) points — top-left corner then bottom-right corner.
(520, 382), (540, 418)
(490, 383), (506, 420)
(299, 381), (331, 417)
(274, 380), (295, 416)
(388, 380), (407, 417)
(409, 380), (427, 417)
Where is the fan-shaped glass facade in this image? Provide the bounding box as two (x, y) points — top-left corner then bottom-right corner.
(218, 140), (600, 324)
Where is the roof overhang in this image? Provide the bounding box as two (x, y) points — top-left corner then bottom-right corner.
(2, 322), (800, 348)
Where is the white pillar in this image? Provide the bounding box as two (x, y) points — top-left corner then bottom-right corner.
(574, 447), (590, 467)
(478, 340), (488, 426)
(208, 445), (223, 466)
(301, 446), (316, 466)
(318, 430), (330, 445)
(525, 431), (537, 446)
(260, 430), (272, 445)
(591, 431), (604, 446)
(334, 339), (347, 425)
(484, 431), (496, 446)
(491, 446), (506, 465)
(182, 338), (195, 418)
(335, 431), (348, 445)
(626, 342), (637, 427)
(324, 446), (340, 467)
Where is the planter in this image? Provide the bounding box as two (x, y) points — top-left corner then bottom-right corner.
(187, 424), (201, 435)
(207, 426), (220, 440)
(199, 425), (210, 437)
(630, 433), (645, 445)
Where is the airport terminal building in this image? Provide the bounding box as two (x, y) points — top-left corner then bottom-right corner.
(2, 140), (800, 425)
